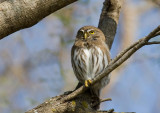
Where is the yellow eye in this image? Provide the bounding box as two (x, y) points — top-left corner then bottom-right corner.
(89, 31), (94, 34)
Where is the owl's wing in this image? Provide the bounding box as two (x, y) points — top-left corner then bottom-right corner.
(71, 45), (76, 70)
(71, 45), (80, 80)
(104, 43), (111, 63)
(71, 45), (86, 83)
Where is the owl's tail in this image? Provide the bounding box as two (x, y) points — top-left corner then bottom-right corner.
(90, 87), (101, 110)
(91, 88), (100, 98)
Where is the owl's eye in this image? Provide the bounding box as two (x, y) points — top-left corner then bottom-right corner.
(89, 31), (94, 34)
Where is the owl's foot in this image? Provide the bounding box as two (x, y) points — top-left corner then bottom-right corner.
(85, 79), (92, 87)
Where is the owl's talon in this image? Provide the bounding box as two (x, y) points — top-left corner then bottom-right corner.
(85, 79), (92, 87)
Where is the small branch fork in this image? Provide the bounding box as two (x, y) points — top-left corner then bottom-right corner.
(62, 25), (160, 102)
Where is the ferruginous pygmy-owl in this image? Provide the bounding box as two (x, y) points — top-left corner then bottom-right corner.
(71, 26), (111, 97)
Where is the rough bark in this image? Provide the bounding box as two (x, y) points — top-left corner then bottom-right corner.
(26, 91), (114, 113)
(0, 0), (77, 39)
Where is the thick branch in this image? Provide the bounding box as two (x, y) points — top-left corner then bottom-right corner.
(98, 0), (124, 49)
(0, 0), (77, 39)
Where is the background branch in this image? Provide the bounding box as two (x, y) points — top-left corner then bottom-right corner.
(98, 0), (124, 49)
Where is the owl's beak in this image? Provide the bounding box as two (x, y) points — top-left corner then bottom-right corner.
(84, 33), (88, 39)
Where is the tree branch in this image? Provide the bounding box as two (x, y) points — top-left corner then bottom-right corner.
(94, 25), (160, 86)
(0, 0), (77, 39)
(98, 0), (125, 49)
(146, 41), (160, 45)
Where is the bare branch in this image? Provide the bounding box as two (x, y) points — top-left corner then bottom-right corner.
(145, 25), (160, 41)
(154, 31), (160, 37)
(100, 98), (112, 103)
(98, 0), (125, 49)
(110, 41), (139, 64)
(91, 98), (112, 108)
(146, 41), (160, 45)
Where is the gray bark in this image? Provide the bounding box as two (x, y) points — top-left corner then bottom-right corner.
(0, 0), (77, 39)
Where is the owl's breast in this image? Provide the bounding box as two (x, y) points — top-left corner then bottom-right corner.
(88, 47), (108, 78)
(72, 46), (108, 81)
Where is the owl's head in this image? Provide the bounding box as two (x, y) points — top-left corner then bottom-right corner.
(76, 26), (105, 42)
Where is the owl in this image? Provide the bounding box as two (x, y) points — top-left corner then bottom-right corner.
(71, 26), (111, 97)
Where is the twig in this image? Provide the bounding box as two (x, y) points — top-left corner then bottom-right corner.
(145, 25), (160, 41)
(110, 40), (140, 64)
(109, 26), (160, 64)
(154, 31), (160, 37)
(91, 98), (112, 108)
(100, 98), (112, 103)
(98, 109), (114, 113)
(146, 41), (160, 45)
